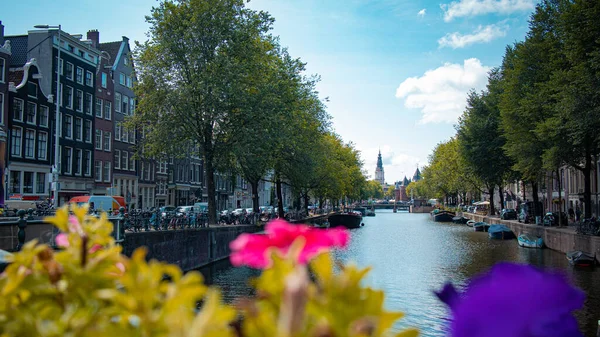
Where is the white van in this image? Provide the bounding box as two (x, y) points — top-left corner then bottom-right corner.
(194, 202), (208, 213)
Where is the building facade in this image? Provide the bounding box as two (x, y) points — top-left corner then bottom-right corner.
(375, 150), (384, 186)
(0, 21), (10, 207)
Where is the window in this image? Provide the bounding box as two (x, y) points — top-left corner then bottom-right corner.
(103, 131), (111, 151)
(24, 130), (35, 158)
(59, 84), (63, 106)
(75, 149), (82, 175)
(0, 93), (4, 125)
(129, 153), (135, 171)
(66, 62), (74, 80)
(115, 93), (121, 113)
(95, 130), (102, 150)
(114, 149), (121, 169)
(36, 173), (46, 194)
(75, 90), (83, 112)
(23, 172), (33, 193)
(115, 122), (121, 141)
(39, 105), (49, 127)
(10, 127), (22, 157)
(64, 115), (72, 139)
(104, 101), (111, 120)
(37, 132), (47, 160)
(75, 117), (82, 141)
(13, 98), (24, 121)
(146, 162), (151, 181)
(65, 86), (73, 109)
(122, 95), (129, 115)
(28, 82), (38, 98)
(84, 150), (91, 176)
(0, 58), (4, 83)
(122, 127), (128, 143)
(26, 102), (36, 124)
(9, 171), (20, 194)
(124, 55), (129, 66)
(127, 76), (133, 88)
(54, 57), (64, 75)
(130, 97), (135, 115)
(103, 161), (111, 182)
(85, 70), (93, 86)
(64, 147), (73, 174)
(129, 130), (135, 144)
(76, 67), (83, 84)
(119, 73), (125, 85)
(95, 160), (102, 182)
(95, 98), (103, 117)
(84, 120), (92, 143)
(101, 73), (107, 88)
(85, 93), (93, 115)
(122, 151), (128, 170)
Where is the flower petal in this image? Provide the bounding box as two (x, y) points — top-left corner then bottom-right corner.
(55, 233), (69, 248)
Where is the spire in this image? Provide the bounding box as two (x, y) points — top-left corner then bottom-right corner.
(376, 150), (383, 169)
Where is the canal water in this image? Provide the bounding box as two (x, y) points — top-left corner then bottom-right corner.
(199, 210), (600, 336)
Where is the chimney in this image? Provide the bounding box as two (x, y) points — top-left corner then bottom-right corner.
(0, 21), (4, 45)
(87, 29), (99, 48)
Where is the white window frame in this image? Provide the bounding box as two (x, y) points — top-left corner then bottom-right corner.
(64, 115), (73, 139)
(85, 70), (93, 87)
(130, 130), (135, 144)
(103, 131), (111, 151)
(75, 117), (83, 141)
(0, 93), (4, 125)
(66, 86), (73, 109)
(103, 161), (111, 183)
(119, 72), (125, 85)
(76, 66), (84, 84)
(115, 149), (121, 169)
(122, 127), (129, 143)
(104, 101), (111, 120)
(24, 129), (35, 159)
(39, 105), (49, 127)
(115, 93), (121, 113)
(84, 150), (92, 176)
(122, 151), (129, 170)
(84, 120), (92, 143)
(95, 160), (102, 182)
(13, 98), (24, 121)
(75, 148), (83, 176)
(26, 102), (36, 125)
(101, 73), (107, 88)
(95, 130), (102, 150)
(129, 153), (135, 172)
(95, 98), (103, 118)
(64, 147), (73, 174)
(122, 95), (128, 115)
(115, 122), (121, 141)
(28, 82), (38, 99)
(130, 97), (135, 115)
(66, 62), (74, 81)
(37, 131), (48, 160)
(76, 89), (83, 112)
(85, 93), (93, 115)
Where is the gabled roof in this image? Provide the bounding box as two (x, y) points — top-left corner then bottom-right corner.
(98, 41), (121, 66)
(4, 35), (28, 66)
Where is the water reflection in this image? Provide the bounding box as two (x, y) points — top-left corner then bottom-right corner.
(198, 210), (600, 336)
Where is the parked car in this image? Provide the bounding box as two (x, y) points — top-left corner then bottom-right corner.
(518, 201), (544, 224)
(500, 208), (517, 220)
(159, 206), (177, 218)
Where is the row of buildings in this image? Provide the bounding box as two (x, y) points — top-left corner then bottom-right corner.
(0, 22), (289, 210)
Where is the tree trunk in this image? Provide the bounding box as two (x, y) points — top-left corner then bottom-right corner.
(319, 197), (325, 212)
(498, 185), (505, 212)
(556, 168), (563, 226)
(250, 179), (259, 214)
(276, 177), (284, 218)
(303, 192), (310, 215)
(531, 181), (540, 218)
(583, 149), (592, 219)
(488, 185), (495, 216)
(204, 153), (216, 225)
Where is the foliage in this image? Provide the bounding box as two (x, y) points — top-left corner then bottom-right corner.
(0, 205), (419, 337)
(360, 180), (384, 201)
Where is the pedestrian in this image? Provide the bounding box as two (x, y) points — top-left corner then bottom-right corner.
(575, 206), (581, 222)
(568, 207), (575, 223)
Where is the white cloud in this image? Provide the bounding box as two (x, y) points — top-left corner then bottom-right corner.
(441, 0), (535, 22)
(438, 23), (508, 49)
(418, 9), (426, 17)
(359, 146), (421, 183)
(395, 58), (491, 124)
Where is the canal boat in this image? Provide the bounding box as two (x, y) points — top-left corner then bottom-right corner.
(365, 209), (376, 216)
(466, 220), (475, 227)
(473, 222), (490, 232)
(328, 213), (363, 229)
(352, 207), (367, 216)
(517, 234), (544, 248)
(431, 210), (455, 222)
(452, 216), (468, 224)
(488, 224), (515, 240)
(566, 251), (597, 267)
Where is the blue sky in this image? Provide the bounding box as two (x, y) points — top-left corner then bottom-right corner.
(3, 0), (536, 183)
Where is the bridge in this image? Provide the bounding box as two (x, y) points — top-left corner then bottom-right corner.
(358, 204), (410, 211)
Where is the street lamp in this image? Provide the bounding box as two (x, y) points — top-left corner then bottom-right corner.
(34, 24), (61, 207)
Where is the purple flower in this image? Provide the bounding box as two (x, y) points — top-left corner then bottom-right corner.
(436, 263), (585, 337)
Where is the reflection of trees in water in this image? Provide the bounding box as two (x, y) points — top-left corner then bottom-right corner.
(195, 259), (261, 303)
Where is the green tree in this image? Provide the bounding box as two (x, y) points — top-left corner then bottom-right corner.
(131, 0), (274, 224)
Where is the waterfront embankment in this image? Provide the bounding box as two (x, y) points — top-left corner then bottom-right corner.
(463, 213), (600, 256)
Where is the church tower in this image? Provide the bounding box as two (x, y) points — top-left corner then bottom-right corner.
(375, 150), (385, 186)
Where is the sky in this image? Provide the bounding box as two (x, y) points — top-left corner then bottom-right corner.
(3, 0), (536, 184)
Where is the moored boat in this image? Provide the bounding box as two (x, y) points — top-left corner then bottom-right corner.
(566, 251), (597, 267)
(517, 234), (543, 248)
(466, 220), (475, 227)
(328, 213), (363, 229)
(488, 224), (515, 239)
(431, 210), (455, 222)
(473, 222), (490, 232)
(452, 216), (468, 224)
(365, 209), (376, 216)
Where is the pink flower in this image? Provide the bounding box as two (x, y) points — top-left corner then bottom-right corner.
(229, 219), (349, 269)
(55, 233), (69, 247)
(68, 215), (82, 233)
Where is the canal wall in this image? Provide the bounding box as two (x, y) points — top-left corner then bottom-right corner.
(121, 225), (262, 271)
(462, 213), (600, 257)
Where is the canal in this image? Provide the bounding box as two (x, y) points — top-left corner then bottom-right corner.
(199, 210), (600, 336)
